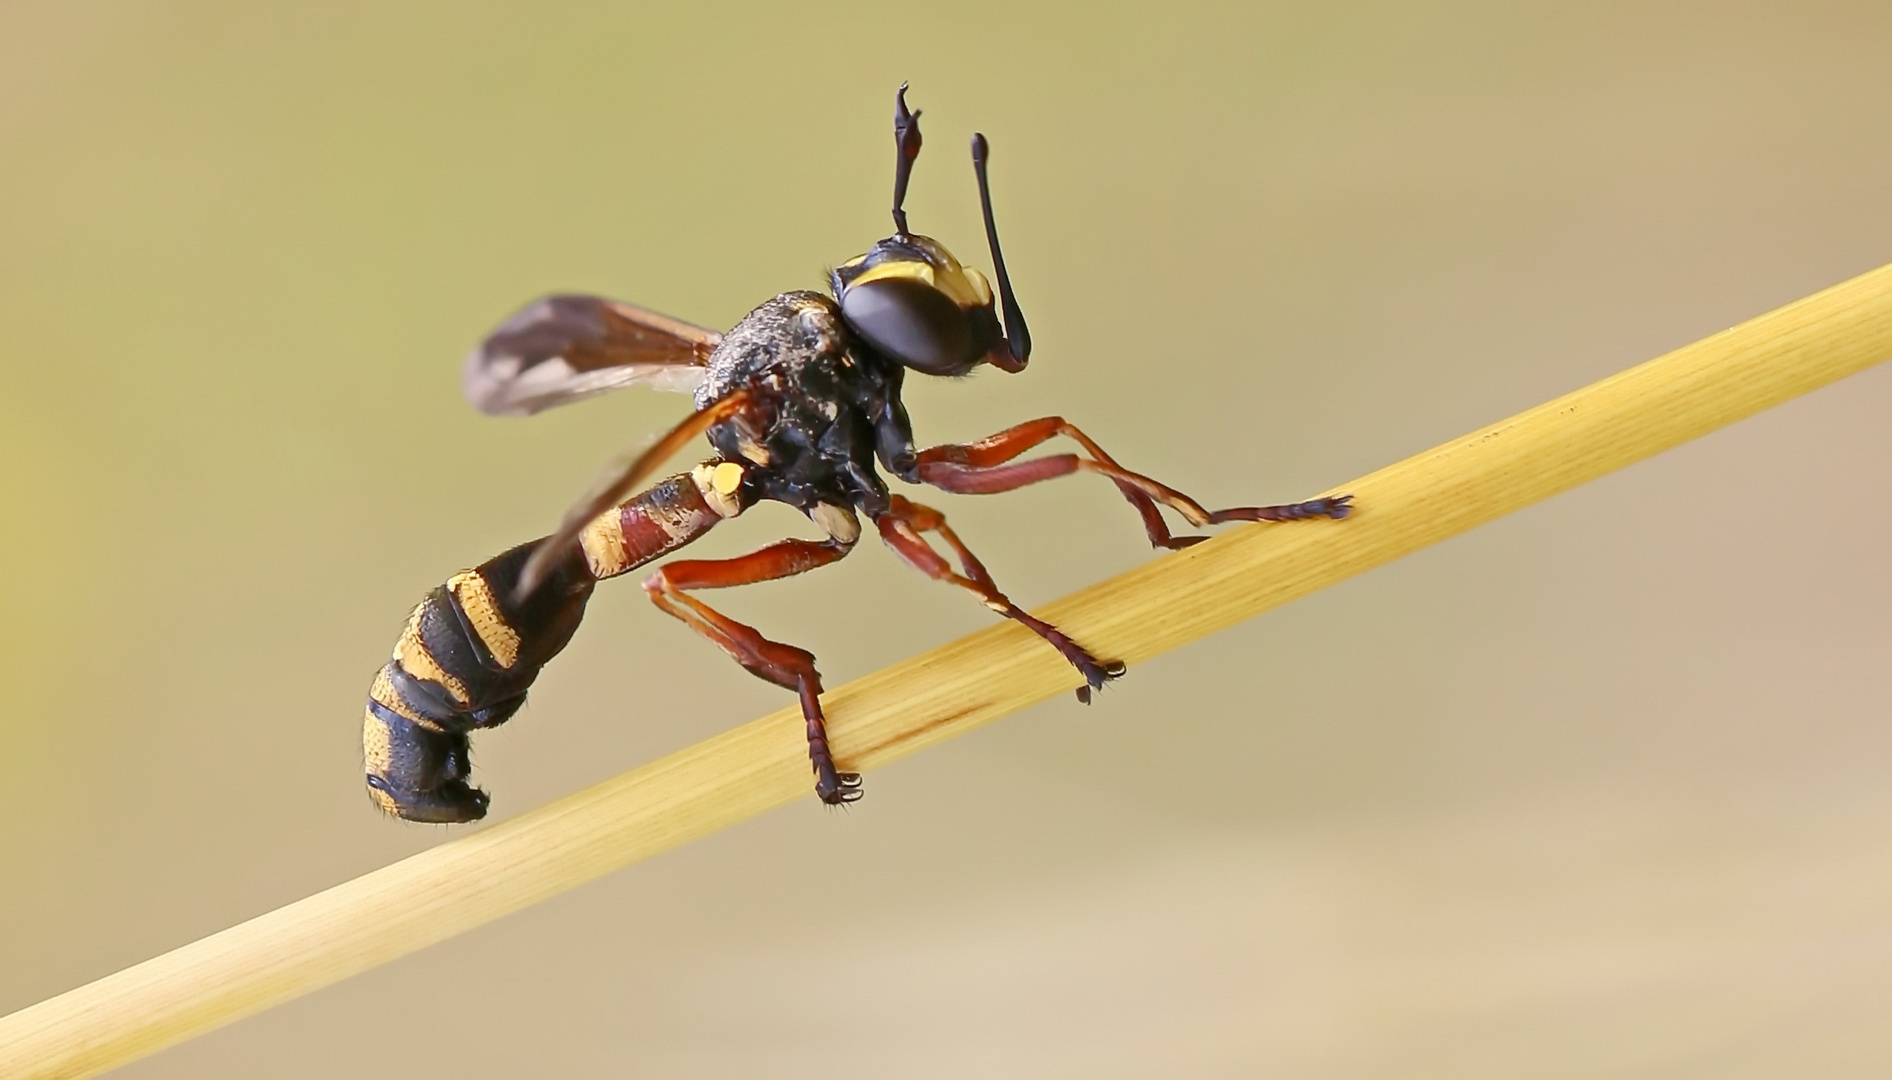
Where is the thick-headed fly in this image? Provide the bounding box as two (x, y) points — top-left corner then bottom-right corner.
(362, 85), (1353, 822)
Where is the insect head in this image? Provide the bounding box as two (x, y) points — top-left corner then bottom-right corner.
(830, 84), (1032, 377)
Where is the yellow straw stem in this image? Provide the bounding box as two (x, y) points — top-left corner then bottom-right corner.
(5, 263), (1891, 1080)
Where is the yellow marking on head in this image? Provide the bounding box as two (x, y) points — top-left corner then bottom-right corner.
(961, 266), (994, 306)
(737, 437), (771, 465)
(448, 571), (521, 669)
(691, 462), (745, 519)
(851, 260), (933, 288)
(395, 606), (470, 707)
(578, 507), (631, 578)
(810, 502), (861, 546)
(849, 253), (992, 308)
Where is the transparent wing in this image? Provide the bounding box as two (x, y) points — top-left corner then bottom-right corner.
(461, 294), (722, 417)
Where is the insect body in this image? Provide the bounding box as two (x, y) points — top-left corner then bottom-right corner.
(363, 86), (1353, 822)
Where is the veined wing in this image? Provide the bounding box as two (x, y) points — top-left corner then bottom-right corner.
(461, 294), (722, 417)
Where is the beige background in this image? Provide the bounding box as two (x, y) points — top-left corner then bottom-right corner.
(4, 2), (1892, 1076)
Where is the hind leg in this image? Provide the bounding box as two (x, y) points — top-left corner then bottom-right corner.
(643, 505), (862, 804)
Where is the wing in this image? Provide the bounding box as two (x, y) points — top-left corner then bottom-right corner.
(461, 294), (723, 417)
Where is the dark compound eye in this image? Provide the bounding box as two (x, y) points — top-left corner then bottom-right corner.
(840, 275), (993, 376)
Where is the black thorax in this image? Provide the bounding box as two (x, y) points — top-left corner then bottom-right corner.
(694, 291), (918, 518)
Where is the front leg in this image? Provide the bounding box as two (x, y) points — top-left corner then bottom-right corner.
(874, 495), (1124, 702)
(914, 416), (1351, 548)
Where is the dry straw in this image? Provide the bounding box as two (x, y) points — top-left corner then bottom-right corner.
(4, 262), (1890, 1079)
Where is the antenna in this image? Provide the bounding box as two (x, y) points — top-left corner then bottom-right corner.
(971, 133), (1031, 365)
(891, 83), (923, 235)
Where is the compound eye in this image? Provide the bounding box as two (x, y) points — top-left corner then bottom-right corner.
(840, 276), (983, 375)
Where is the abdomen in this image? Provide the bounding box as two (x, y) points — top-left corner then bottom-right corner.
(363, 469), (738, 822)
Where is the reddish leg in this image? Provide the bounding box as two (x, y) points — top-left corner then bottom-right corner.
(915, 417), (1351, 549)
(875, 495), (1125, 703)
(643, 506), (863, 804)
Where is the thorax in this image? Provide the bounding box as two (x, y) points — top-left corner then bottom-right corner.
(695, 291), (900, 513)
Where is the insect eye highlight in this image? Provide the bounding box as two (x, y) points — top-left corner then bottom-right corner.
(839, 274), (989, 376)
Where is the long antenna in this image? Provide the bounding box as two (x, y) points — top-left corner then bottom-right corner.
(971, 133), (1030, 365)
(891, 83), (922, 235)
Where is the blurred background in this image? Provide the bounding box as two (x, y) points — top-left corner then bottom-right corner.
(4, 1), (1891, 1075)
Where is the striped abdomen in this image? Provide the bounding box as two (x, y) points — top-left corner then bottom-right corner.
(363, 464), (745, 822)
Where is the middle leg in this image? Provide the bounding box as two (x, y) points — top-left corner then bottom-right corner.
(643, 504), (863, 804)
(875, 494), (1125, 703)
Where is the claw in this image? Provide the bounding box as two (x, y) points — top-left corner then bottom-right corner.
(1074, 657), (1127, 703)
(1079, 660), (1119, 690)
(1205, 494), (1355, 528)
(816, 772), (864, 805)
